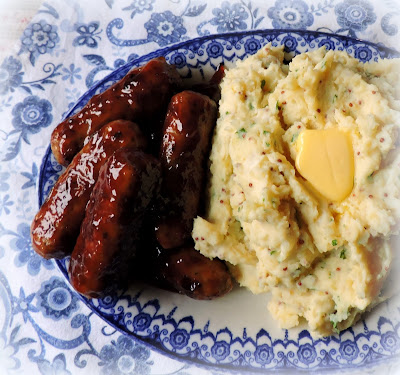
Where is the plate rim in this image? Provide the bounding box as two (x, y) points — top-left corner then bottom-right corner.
(37, 28), (400, 373)
(46, 27), (400, 131)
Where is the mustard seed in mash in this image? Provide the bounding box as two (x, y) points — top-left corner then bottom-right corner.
(192, 45), (400, 337)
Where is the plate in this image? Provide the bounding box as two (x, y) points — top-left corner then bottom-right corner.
(38, 29), (400, 373)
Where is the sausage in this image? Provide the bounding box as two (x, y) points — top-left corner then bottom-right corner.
(155, 91), (217, 249)
(158, 246), (233, 300)
(31, 120), (146, 259)
(69, 148), (161, 298)
(190, 64), (225, 103)
(131, 239), (234, 300)
(51, 57), (181, 166)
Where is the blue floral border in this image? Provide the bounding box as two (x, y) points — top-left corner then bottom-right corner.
(1, 0), (399, 373)
(37, 29), (400, 373)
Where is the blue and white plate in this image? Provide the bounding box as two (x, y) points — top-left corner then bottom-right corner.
(38, 29), (400, 373)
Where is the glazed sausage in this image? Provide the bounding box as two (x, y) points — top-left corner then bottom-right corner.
(135, 243), (234, 300)
(31, 120), (146, 259)
(69, 148), (161, 298)
(190, 64), (225, 103)
(158, 246), (233, 300)
(51, 57), (181, 166)
(155, 91), (217, 249)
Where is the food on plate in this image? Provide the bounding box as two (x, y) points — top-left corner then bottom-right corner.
(190, 64), (226, 103)
(32, 58), (231, 300)
(155, 90), (218, 249)
(193, 45), (400, 336)
(31, 120), (146, 259)
(69, 148), (161, 298)
(157, 246), (233, 300)
(294, 128), (354, 202)
(51, 57), (182, 166)
(141, 88), (233, 299)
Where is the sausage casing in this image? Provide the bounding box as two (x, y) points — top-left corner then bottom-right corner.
(190, 64), (225, 103)
(156, 91), (217, 249)
(51, 57), (181, 166)
(158, 246), (233, 300)
(69, 148), (161, 298)
(31, 120), (146, 259)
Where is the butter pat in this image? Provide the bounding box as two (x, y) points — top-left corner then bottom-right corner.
(295, 129), (354, 202)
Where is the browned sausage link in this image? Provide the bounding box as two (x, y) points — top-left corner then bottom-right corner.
(190, 64), (225, 103)
(51, 57), (181, 166)
(159, 246), (233, 300)
(155, 91), (217, 249)
(69, 148), (161, 298)
(31, 120), (147, 259)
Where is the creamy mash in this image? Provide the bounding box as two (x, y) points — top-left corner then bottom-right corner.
(192, 45), (400, 337)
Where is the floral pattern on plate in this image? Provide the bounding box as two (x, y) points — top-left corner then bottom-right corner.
(39, 29), (400, 372)
(1, 0), (400, 374)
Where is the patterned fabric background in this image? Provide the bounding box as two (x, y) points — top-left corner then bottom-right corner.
(0, 0), (399, 374)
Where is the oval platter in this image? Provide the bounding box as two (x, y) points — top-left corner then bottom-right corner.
(38, 29), (400, 373)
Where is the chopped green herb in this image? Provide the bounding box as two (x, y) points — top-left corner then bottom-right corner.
(340, 248), (347, 259)
(291, 133), (299, 143)
(367, 172), (374, 182)
(249, 102), (254, 110)
(238, 206), (241, 212)
(237, 128), (246, 137)
(263, 130), (270, 135)
(332, 94), (338, 103)
(276, 101), (281, 111)
(331, 320), (340, 334)
(270, 250), (276, 255)
(261, 79), (266, 89)
(226, 111), (230, 115)
(266, 142), (270, 147)
(332, 239), (338, 246)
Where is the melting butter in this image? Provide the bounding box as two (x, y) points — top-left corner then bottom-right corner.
(295, 128), (354, 202)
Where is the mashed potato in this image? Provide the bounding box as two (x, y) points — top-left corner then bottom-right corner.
(192, 45), (400, 337)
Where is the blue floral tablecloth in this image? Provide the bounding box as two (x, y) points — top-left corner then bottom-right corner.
(0, 0), (399, 374)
